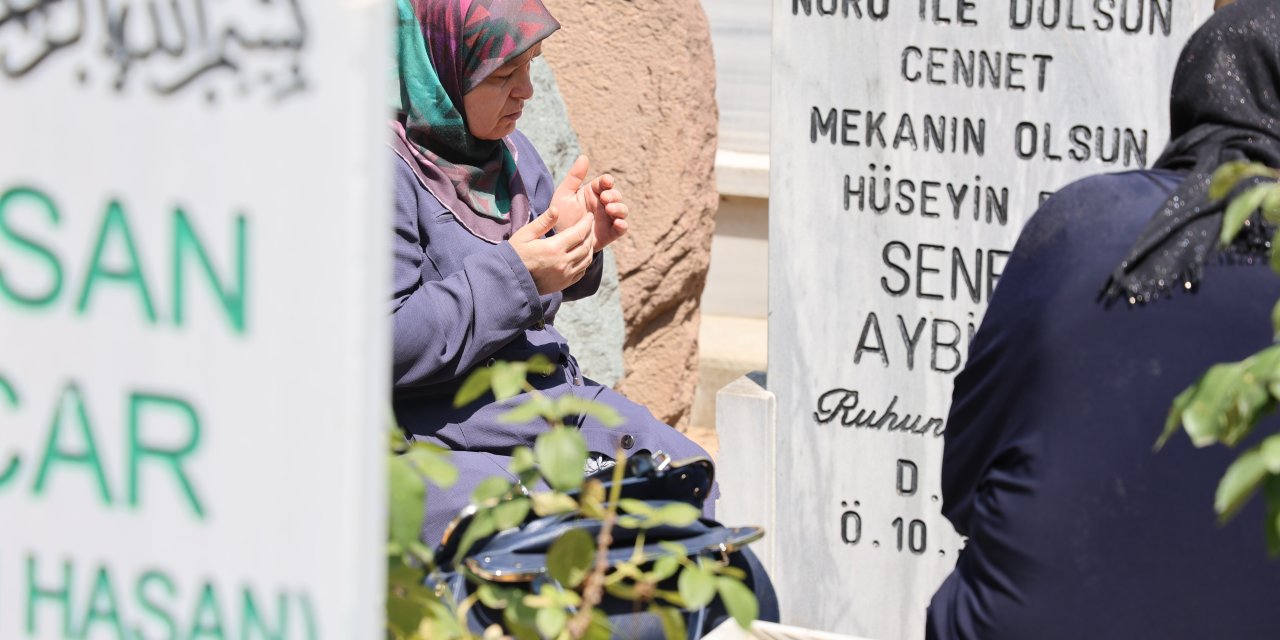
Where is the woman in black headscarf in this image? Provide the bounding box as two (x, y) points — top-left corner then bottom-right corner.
(929, 1), (1280, 638)
(1101, 0), (1280, 303)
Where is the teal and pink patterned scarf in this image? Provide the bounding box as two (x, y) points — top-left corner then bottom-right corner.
(393, 0), (559, 241)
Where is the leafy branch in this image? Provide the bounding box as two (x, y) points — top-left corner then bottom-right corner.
(386, 357), (759, 638)
(1161, 161), (1280, 554)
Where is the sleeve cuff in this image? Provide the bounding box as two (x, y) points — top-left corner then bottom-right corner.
(496, 241), (546, 327)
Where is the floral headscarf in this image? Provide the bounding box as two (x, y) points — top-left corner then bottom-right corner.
(392, 0), (560, 242)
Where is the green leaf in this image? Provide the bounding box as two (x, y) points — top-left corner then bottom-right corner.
(491, 361), (527, 401)
(1210, 161), (1276, 201)
(654, 588), (686, 607)
(389, 428), (410, 454)
(649, 555), (681, 582)
(476, 584), (513, 609)
(583, 610), (613, 640)
(385, 595), (425, 639)
(536, 426), (589, 491)
(605, 581), (639, 601)
(492, 497), (531, 530)
(1182, 363), (1245, 447)
(615, 501), (700, 529)
(1265, 475), (1280, 557)
(547, 528), (595, 588)
(453, 509), (497, 563)
(532, 492), (579, 517)
(454, 368), (493, 408)
(1271, 234), (1280, 275)
(677, 564), (716, 609)
(619, 499), (657, 517)
(650, 604), (688, 640)
(500, 395), (556, 425)
(388, 456), (426, 551)
(472, 477), (512, 504)
(617, 515), (645, 529)
(715, 576), (759, 629)
(405, 446), (458, 489)
(1272, 299), (1280, 342)
(385, 556), (437, 639)
(658, 541), (688, 557)
(1220, 184), (1271, 246)
(1216, 448), (1268, 523)
(503, 595), (541, 640)
(555, 396), (625, 427)
(1262, 435), (1280, 474)
(653, 503), (701, 528)
(1263, 185), (1280, 225)
(1225, 380), (1271, 447)
(535, 606), (568, 639)
(527, 354), (556, 376)
(509, 447), (537, 474)
(419, 599), (468, 640)
(1158, 385), (1195, 450)
(579, 480), (607, 518)
(386, 555), (421, 588)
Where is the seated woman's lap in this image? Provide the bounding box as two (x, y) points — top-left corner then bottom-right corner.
(415, 381), (717, 546)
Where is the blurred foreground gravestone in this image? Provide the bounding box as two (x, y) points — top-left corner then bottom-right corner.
(0, 2), (388, 637)
(719, 0), (1210, 637)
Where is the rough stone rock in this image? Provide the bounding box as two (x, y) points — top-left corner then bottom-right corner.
(541, 0), (719, 429)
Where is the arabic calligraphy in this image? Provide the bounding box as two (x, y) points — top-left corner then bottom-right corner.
(1, 0), (308, 100)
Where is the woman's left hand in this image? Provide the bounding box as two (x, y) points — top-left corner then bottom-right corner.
(551, 155), (629, 250)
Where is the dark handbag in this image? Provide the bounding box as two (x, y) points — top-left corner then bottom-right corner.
(431, 452), (779, 638)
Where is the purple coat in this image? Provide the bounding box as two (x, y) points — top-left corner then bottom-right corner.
(391, 132), (712, 544)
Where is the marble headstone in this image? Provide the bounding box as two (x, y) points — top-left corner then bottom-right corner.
(0, 1), (388, 636)
(768, 0), (1209, 637)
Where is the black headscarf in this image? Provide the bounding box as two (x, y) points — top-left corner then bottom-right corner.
(1101, 0), (1280, 305)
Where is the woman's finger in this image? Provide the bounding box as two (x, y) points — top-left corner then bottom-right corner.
(512, 207), (559, 243)
(553, 155), (590, 200)
(550, 210), (593, 250)
(605, 202), (628, 219)
(571, 236), (596, 270)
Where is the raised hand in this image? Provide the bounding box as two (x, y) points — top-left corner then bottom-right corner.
(551, 155), (630, 250)
(509, 207), (596, 295)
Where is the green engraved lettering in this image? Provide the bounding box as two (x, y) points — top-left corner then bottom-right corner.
(77, 200), (157, 323)
(26, 555), (74, 637)
(189, 582), (227, 640)
(80, 566), (126, 639)
(128, 392), (205, 519)
(241, 589), (289, 640)
(136, 570), (178, 639)
(173, 209), (248, 334)
(0, 186), (64, 308)
(34, 385), (113, 505)
(0, 374), (20, 487)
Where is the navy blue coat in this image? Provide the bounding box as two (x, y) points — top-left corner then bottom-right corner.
(928, 169), (1280, 639)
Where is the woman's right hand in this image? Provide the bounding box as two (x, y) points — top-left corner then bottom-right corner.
(509, 207), (596, 295)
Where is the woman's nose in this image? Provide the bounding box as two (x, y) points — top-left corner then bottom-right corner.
(512, 67), (535, 100)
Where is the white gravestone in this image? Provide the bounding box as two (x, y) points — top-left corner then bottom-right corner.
(765, 0), (1210, 637)
(0, 1), (388, 638)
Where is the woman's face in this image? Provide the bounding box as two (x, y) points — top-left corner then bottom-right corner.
(463, 43), (541, 140)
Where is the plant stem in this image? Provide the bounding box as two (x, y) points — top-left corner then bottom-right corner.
(455, 592), (480, 631)
(566, 447), (627, 638)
